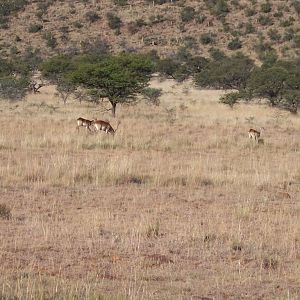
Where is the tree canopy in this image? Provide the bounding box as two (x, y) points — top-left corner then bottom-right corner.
(69, 53), (154, 116)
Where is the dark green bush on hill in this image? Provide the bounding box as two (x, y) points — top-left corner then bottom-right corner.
(228, 38), (242, 50)
(107, 12), (122, 30)
(205, 0), (230, 18)
(261, 2), (272, 13)
(181, 6), (196, 22)
(0, 0), (28, 16)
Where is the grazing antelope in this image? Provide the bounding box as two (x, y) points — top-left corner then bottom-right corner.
(248, 127), (264, 143)
(92, 120), (120, 136)
(76, 117), (94, 133)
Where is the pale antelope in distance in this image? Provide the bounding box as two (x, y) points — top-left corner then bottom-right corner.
(248, 127), (264, 143)
(92, 119), (120, 136)
(76, 117), (94, 133)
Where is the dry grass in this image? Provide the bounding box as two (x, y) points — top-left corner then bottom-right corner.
(0, 79), (300, 299)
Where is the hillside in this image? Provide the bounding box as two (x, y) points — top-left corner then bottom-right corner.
(1, 0), (300, 61)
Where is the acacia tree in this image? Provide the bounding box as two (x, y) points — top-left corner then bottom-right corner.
(246, 62), (300, 113)
(70, 53), (153, 116)
(40, 55), (77, 104)
(0, 57), (30, 101)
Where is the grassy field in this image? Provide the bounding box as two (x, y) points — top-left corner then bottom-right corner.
(0, 78), (300, 299)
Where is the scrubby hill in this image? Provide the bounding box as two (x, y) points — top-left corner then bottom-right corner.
(1, 0), (300, 61)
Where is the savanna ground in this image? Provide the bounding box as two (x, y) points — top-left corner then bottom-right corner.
(0, 78), (300, 299)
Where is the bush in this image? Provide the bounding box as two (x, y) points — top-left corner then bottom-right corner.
(0, 15), (9, 29)
(273, 11), (283, 18)
(200, 33), (214, 45)
(106, 12), (122, 30)
(294, 35), (300, 48)
(73, 20), (83, 28)
(228, 38), (242, 50)
(293, 1), (300, 15)
(28, 23), (43, 33)
(156, 58), (180, 78)
(258, 15), (273, 25)
(209, 47), (226, 61)
(142, 87), (162, 105)
(205, 0), (229, 17)
(181, 6), (196, 22)
(246, 62), (300, 112)
(43, 32), (57, 49)
(245, 8), (256, 17)
(268, 29), (281, 42)
(195, 53), (254, 89)
(113, 0), (128, 5)
(0, 76), (29, 100)
(0, 0), (28, 17)
(245, 22), (256, 34)
(220, 91), (243, 108)
(280, 16), (295, 27)
(85, 11), (100, 23)
(128, 18), (147, 34)
(261, 2), (272, 13)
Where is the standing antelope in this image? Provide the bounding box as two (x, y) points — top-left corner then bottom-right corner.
(92, 120), (120, 136)
(248, 127), (264, 143)
(76, 117), (94, 133)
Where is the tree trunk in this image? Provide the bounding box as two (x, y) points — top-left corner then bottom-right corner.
(111, 102), (117, 117)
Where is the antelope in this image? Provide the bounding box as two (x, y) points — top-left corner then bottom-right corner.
(92, 120), (120, 136)
(76, 117), (94, 133)
(248, 127), (264, 143)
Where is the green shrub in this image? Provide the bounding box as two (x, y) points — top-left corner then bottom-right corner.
(294, 35), (300, 48)
(209, 47), (226, 61)
(293, 1), (300, 15)
(273, 11), (283, 18)
(204, 0), (229, 16)
(181, 6), (196, 22)
(268, 29), (281, 42)
(261, 2), (272, 13)
(258, 15), (273, 25)
(106, 12), (122, 30)
(73, 20), (83, 28)
(43, 32), (57, 49)
(113, 0), (128, 5)
(228, 38), (242, 50)
(245, 22), (256, 34)
(200, 33), (214, 45)
(195, 53), (254, 89)
(142, 87), (162, 105)
(0, 76), (29, 100)
(148, 14), (166, 25)
(245, 8), (256, 16)
(280, 17), (295, 27)
(28, 23), (43, 33)
(0, 0), (28, 16)
(85, 11), (100, 23)
(128, 18), (147, 34)
(283, 29), (295, 41)
(0, 15), (9, 29)
(220, 91), (243, 108)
